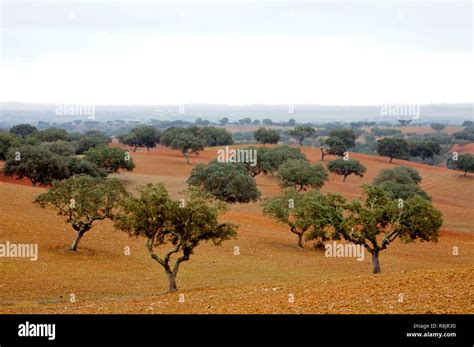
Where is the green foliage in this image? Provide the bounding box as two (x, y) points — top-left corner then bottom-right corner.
(4, 145), (69, 186)
(66, 157), (107, 178)
(371, 128), (402, 137)
(0, 132), (21, 160)
(118, 126), (161, 151)
(376, 137), (408, 162)
(170, 132), (206, 164)
(74, 131), (111, 154)
(408, 140), (441, 162)
(10, 124), (37, 138)
(452, 153), (474, 176)
(327, 158), (366, 182)
(263, 188), (345, 248)
(320, 136), (346, 160)
(253, 128), (280, 145)
(199, 126), (233, 146)
(453, 127), (474, 142)
(187, 160), (261, 203)
(430, 123), (446, 131)
(289, 126), (315, 146)
(33, 128), (69, 142)
(329, 129), (357, 148)
(34, 176), (128, 251)
(85, 145), (135, 174)
(277, 158), (328, 191)
(335, 185), (442, 273)
(114, 183), (237, 292)
(219, 117), (229, 125)
(41, 140), (76, 157)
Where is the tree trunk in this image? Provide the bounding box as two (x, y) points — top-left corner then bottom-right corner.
(166, 269), (178, 292)
(297, 233), (304, 249)
(321, 150), (325, 161)
(70, 230), (85, 251)
(299, 139), (303, 146)
(184, 152), (190, 164)
(372, 251), (381, 274)
(464, 171), (467, 176)
(389, 157), (393, 163)
(343, 175), (348, 182)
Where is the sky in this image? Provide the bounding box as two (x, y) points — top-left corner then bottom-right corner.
(0, 0), (472, 106)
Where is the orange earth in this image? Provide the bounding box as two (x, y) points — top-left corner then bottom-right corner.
(0, 144), (473, 314)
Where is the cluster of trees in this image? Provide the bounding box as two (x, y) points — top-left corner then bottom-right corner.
(1, 125), (133, 186)
(34, 177), (237, 292)
(263, 171), (443, 273)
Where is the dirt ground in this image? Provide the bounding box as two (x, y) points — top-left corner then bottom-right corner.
(0, 144), (472, 314)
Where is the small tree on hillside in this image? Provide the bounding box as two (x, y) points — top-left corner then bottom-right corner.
(376, 137), (408, 163)
(277, 159), (328, 191)
(329, 129), (357, 148)
(119, 127), (161, 152)
(320, 136), (346, 161)
(34, 176), (128, 251)
(0, 132), (21, 160)
(327, 158), (366, 182)
(408, 140), (441, 163)
(373, 166), (430, 200)
(430, 123), (446, 132)
(453, 153), (474, 176)
(85, 145), (135, 174)
(336, 185), (442, 273)
(170, 133), (206, 164)
(187, 161), (261, 203)
(114, 183), (237, 292)
(4, 145), (69, 186)
(10, 124), (37, 138)
(263, 188), (344, 249)
(254, 128), (280, 146)
(289, 126), (315, 146)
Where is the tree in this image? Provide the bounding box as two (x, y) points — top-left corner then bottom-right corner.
(10, 124), (37, 138)
(114, 183), (237, 292)
(33, 128), (69, 142)
(0, 132), (21, 160)
(219, 117), (229, 126)
(376, 137), (408, 163)
(289, 126), (315, 146)
(336, 185), (442, 273)
(453, 153), (474, 176)
(187, 160), (261, 203)
(373, 166), (430, 200)
(119, 127), (161, 152)
(320, 136), (346, 161)
(239, 147), (280, 177)
(239, 118), (252, 125)
(329, 129), (357, 148)
(408, 140), (441, 163)
(66, 157), (107, 178)
(199, 126), (233, 147)
(327, 158), (366, 182)
(74, 131), (111, 154)
(277, 159), (328, 191)
(263, 188), (344, 249)
(34, 176), (128, 251)
(462, 120), (473, 127)
(430, 123), (446, 132)
(42, 140), (76, 157)
(288, 119), (296, 126)
(3, 145), (69, 186)
(398, 119), (412, 127)
(253, 128), (280, 146)
(170, 133), (206, 164)
(85, 145), (135, 174)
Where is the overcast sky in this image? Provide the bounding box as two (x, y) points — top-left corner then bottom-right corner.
(0, 0), (472, 105)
